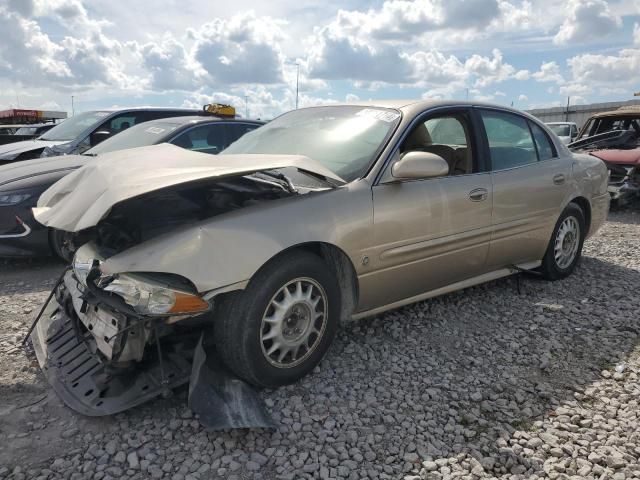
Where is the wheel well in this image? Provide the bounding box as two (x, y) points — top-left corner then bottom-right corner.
(275, 242), (359, 323)
(570, 197), (591, 234)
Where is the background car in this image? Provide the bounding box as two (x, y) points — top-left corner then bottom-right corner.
(0, 116), (263, 260)
(0, 123), (56, 146)
(568, 106), (640, 205)
(0, 107), (215, 164)
(546, 122), (579, 144)
(0, 124), (20, 135)
(31, 100), (610, 417)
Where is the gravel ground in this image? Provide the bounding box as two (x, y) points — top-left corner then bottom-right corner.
(0, 208), (639, 480)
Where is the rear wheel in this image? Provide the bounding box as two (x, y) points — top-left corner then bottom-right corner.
(214, 251), (341, 388)
(539, 203), (586, 280)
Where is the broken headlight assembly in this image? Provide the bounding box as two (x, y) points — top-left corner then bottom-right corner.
(100, 273), (210, 316)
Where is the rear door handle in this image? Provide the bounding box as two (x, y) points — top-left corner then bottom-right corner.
(553, 174), (566, 185)
(469, 188), (488, 202)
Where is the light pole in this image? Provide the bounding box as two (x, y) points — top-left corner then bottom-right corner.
(244, 95), (248, 118)
(295, 63), (299, 109)
(71, 95), (75, 116)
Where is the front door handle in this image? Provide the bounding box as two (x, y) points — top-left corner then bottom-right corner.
(469, 188), (488, 202)
(553, 174), (566, 185)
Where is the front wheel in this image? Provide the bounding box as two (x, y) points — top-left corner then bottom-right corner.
(50, 229), (77, 263)
(213, 251), (341, 388)
(539, 203), (586, 280)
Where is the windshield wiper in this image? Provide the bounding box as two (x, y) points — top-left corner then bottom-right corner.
(296, 168), (344, 188)
(250, 170), (298, 193)
(81, 152), (98, 157)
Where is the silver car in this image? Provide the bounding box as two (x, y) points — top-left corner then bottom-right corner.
(31, 100), (609, 417)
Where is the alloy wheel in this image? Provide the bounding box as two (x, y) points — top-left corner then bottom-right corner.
(259, 277), (328, 368)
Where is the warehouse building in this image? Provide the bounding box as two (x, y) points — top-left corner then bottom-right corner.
(527, 99), (640, 130)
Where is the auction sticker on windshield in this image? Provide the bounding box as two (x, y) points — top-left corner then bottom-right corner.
(356, 108), (400, 123)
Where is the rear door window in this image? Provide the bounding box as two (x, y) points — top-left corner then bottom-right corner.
(529, 122), (557, 161)
(171, 124), (229, 154)
(479, 110), (538, 170)
(226, 123), (261, 146)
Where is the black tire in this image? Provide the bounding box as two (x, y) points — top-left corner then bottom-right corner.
(214, 251), (341, 388)
(539, 203), (586, 280)
(50, 229), (77, 263)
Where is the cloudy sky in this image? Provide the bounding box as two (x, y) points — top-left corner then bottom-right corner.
(0, 0), (639, 118)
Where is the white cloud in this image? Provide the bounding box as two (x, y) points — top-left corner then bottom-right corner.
(554, 0), (622, 45)
(634, 22), (640, 45)
(465, 49), (515, 87)
(137, 35), (203, 91)
(323, 0), (500, 43)
(191, 12), (286, 85)
(532, 61), (564, 83)
(567, 48), (640, 85)
(518, 94), (528, 101)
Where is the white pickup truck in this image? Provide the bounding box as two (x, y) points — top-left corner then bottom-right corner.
(546, 121), (579, 144)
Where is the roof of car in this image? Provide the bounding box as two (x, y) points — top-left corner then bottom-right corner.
(546, 121), (577, 125)
(315, 99), (539, 118)
(590, 106), (640, 118)
(146, 115), (264, 126)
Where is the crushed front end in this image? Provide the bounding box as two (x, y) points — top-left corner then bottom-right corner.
(30, 257), (204, 415)
(30, 243), (276, 428)
(605, 162), (640, 205)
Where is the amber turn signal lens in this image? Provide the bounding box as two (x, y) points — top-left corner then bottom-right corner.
(168, 292), (210, 314)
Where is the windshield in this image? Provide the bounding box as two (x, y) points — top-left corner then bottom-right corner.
(87, 120), (181, 155)
(15, 126), (38, 135)
(40, 111), (110, 141)
(548, 124), (570, 137)
(223, 106), (400, 181)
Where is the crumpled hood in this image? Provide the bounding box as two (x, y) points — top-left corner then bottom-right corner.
(33, 143), (345, 232)
(0, 154), (86, 187)
(0, 139), (61, 160)
(590, 148), (640, 166)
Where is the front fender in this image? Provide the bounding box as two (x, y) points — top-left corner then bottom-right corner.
(100, 180), (373, 294)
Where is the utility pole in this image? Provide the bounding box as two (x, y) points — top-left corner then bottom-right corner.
(466, 88), (469, 101)
(565, 96), (570, 122)
(244, 95), (248, 118)
(71, 95), (75, 116)
(295, 63), (299, 109)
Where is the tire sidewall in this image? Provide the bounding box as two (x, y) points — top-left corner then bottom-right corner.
(239, 253), (341, 386)
(543, 203), (586, 279)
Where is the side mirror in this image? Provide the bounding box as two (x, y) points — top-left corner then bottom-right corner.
(391, 151), (449, 180)
(90, 130), (111, 146)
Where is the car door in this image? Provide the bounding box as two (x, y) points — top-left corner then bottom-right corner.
(357, 107), (493, 311)
(475, 108), (571, 269)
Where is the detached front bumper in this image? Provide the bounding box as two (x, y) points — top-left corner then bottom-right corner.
(30, 274), (192, 416)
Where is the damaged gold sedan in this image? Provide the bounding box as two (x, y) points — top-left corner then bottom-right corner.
(28, 101), (610, 426)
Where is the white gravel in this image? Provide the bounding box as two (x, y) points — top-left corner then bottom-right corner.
(0, 208), (639, 480)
